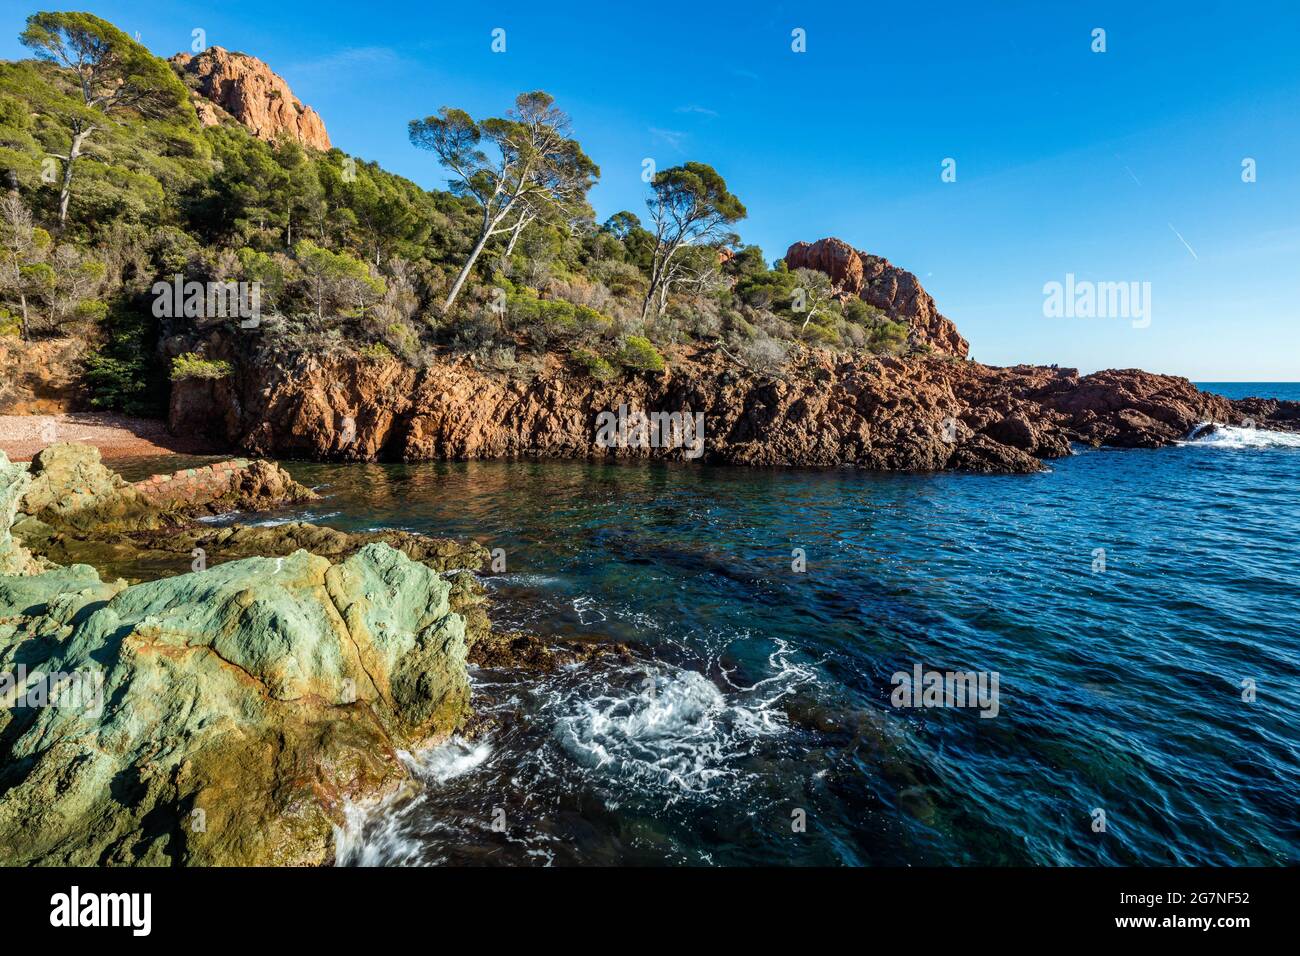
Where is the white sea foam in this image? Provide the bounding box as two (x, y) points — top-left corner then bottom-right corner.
(195, 510), (241, 524)
(1184, 423), (1300, 449)
(548, 648), (812, 801)
(403, 736), (493, 783)
(487, 573), (564, 588)
(338, 639), (820, 861)
(572, 595), (608, 625)
(334, 736), (493, 866)
(245, 510), (342, 527)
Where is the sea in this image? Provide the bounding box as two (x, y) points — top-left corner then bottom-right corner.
(117, 383), (1300, 865)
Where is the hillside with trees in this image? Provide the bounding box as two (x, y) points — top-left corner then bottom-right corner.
(0, 10), (920, 417)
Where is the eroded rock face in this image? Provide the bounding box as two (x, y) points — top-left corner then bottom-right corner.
(785, 238), (969, 357)
(786, 236), (865, 295)
(173, 348), (1298, 475)
(170, 46), (331, 150)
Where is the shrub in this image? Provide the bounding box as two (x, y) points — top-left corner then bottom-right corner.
(358, 341), (393, 361)
(570, 347), (618, 381)
(73, 300), (109, 323)
(485, 345), (517, 371)
(739, 336), (788, 375)
(618, 335), (665, 373)
(170, 352), (232, 381)
(868, 319), (910, 354)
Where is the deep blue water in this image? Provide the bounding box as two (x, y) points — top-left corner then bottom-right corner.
(1197, 381), (1300, 402)
(135, 384), (1300, 866)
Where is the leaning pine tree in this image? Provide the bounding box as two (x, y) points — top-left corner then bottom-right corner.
(409, 91), (599, 312)
(20, 11), (190, 227)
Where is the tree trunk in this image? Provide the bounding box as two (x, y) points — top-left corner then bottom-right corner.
(503, 213), (531, 259)
(57, 128), (90, 228)
(443, 226), (495, 312)
(19, 292), (29, 341)
(641, 260), (660, 323)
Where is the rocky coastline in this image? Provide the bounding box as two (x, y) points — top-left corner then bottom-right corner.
(0, 443), (499, 865)
(168, 344), (1300, 475)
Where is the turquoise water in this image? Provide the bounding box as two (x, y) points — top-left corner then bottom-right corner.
(196, 385), (1294, 867)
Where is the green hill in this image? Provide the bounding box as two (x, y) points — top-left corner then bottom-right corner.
(0, 10), (913, 416)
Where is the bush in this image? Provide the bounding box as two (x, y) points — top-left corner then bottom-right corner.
(739, 336), (788, 375)
(618, 335), (665, 373)
(83, 300), (166, 416)
(570, 347), (618, 381)
(485, 345), (517, 371)
(0, 94), (29, 131)
(170, 352), (232, 381)
(74, 300), (109, 323)
(868, 319), (910, 354)
(358, 341), (393, 361)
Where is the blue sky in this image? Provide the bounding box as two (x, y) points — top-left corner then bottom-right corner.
(4, 1), (1299, 379)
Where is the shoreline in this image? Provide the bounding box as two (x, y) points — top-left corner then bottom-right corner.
(0, 412), (220, 463)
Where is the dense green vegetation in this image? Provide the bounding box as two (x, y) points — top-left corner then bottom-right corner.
(0, 10), (915, 414)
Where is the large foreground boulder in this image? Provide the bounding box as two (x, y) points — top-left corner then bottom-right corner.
(0, 535), (472, 865)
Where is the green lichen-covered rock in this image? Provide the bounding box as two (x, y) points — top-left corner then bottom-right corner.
(0, 451), (41, 576)
(18, 442), (156, 533)
(16, 443), (318, 535)
(0, 542), (471, 866)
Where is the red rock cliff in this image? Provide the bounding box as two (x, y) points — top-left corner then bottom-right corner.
(170, 47), (331, 150)
(168, 346), (1296, 474)
(785, 237), (969, 358)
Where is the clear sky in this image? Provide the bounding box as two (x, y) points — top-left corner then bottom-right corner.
(4, 1), (1299, 379)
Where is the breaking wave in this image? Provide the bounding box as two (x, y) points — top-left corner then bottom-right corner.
(547, 641), (816, 802)
(1184, 423), (1300, 449)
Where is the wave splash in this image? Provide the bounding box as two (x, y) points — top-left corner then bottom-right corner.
(549, 642), (815, 801)
(1184, 423), (1300, 449)
(335, 637), (819, 863)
